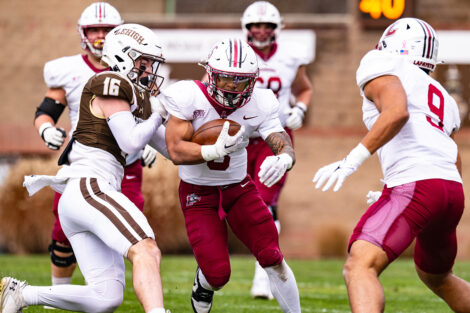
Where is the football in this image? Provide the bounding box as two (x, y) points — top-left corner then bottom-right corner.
(191, 119), (241, 145)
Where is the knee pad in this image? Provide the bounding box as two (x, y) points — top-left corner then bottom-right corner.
(49, 240), (77, 267)
(257, 246), (283, 268)
(203, 263), (231, 289)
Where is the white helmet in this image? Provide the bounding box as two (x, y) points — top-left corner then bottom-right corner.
(377, 17), (439, 72)
(241, 1), (283, 49)
(204, 38), (258, 109)
(101, 24), (165, 95)
(77, 2), (123, 58)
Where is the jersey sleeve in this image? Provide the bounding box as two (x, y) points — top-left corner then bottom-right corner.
(43, 58), (68, 88)
(356, 50), (399, 90)
(158, 80), (195, 120)
(89, 72), (134, 103)
(257, 90), (285, 139)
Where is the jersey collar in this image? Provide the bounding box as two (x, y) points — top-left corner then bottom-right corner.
(250, 43), (278, 61)
(194, 80), (236, 119)
(81, 54), (109, 73)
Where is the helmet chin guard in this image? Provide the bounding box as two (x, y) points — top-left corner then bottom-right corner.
(203, 38), (259, 109)
(377, 18), (439, 72)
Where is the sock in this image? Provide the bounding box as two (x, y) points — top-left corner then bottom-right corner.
(198, 269), (218, 291)
(148, 308), (166, 313)
(51, 275), (72, 285)
(265, 260), (300, 313)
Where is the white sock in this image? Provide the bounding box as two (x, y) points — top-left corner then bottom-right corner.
(148, 308), (166, 313)
(198, 269), (218, 291)
(265, 260), (301, 313)
(253, 261), (269, 282)
(51, 275), (72, 285)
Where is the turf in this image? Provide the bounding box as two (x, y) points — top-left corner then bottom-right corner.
(0, 254), (466, 312)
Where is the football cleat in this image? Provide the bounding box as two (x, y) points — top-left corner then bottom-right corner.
(0, 277), (27, 313)
(250, 262), (274, 300)
(191, 267), (214, 313)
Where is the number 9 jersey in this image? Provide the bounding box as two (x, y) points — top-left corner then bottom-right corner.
(357, 50), (462, 187)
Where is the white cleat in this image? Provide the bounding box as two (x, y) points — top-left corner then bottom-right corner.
(0, 277), (27, 313)
(250, 262), (274, 300)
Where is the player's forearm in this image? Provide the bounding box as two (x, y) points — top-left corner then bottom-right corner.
(361, 108), (408, 154)
(265, 131), (296, 167)
(168, 141), (207, 165)
(34, 114), (55, 131)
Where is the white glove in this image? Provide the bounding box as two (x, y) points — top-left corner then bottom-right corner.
(366, 191), (382, 205)
(201, 121), (246, 161)
(284, 102), (307, 130)
(39, 122), (66, 150)
(149, 96), (169, 125)
(259, 153), (293, 187)
(141, 145), (157, 168)
(313, 143), (371, 192)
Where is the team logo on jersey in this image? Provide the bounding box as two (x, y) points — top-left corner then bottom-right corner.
(186, 193), (201, 206)
(193, 110), (205, 119)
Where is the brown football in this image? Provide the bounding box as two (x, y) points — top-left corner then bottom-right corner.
(191, 119), (241, 145)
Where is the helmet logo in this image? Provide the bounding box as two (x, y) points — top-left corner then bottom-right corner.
(114, 28), (144, 45)
(385, 25), (397, 36)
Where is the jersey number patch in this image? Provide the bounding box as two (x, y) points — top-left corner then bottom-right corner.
(426, 83), (444, 132)
(207, 156), (231, 171)
(257, 76), (282, 98)
(103, 77), (121, 96)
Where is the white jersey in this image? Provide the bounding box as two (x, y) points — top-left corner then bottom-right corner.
(159, 80), (284, 186)
(43, 54), (141, 165)
(253, 43), (311, 127)
(357, 50), (462, 187)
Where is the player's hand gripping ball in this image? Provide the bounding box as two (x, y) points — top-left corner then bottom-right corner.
(191, 119), (241, 145)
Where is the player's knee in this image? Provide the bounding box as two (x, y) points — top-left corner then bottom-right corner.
(129, 238), (161, 264)
(257, 246), (283, 268)
(203, 263), (231, 288)
(89, 280), (124, 313)
(49, 240), (76, 267)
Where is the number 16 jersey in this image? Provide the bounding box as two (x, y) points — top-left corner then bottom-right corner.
(357, 50), (462, 187)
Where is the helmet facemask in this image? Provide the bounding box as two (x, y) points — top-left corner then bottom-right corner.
(206, 66), (257, 110)
(246, 23), (277, 49)
(79, 26), (115, 58)
(126, 50), (165, 96)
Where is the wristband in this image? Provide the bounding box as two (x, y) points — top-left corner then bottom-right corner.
(38, 122), (53, 138)
(295, 102), (307, 112)
(346, 143), (371, 167)
(201, 145), (218, 161)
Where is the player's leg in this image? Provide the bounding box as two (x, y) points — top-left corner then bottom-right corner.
(247, 139), (287, 299)
(50, 192), (76, 286)
(179, 181), (231, 312)
(3, 179), (126, 312)
(225, 178), (300, 313)
(121, 160), (145, 212)
(413, 180), (470, 312)
(343, 240), (389, 313)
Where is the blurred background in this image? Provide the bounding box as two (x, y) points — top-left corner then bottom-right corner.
(1, 0), (470, 259)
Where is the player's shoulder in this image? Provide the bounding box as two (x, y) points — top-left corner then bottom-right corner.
(44, 54), (84, 72)
(250, 88), (279, 111)
(356, 50), (408, 89)
(162, 80), (201, 101)
(276, 43), (312, 65)
(88, 71), (135, 99)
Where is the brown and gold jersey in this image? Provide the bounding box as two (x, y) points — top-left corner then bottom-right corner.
(72, 72), (152, 166)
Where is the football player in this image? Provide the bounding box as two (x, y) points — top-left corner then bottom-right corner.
(161, 38), (301, 313)
(33, 2), (160, 292)
(6, 23), (169, 313)
(314, 18), (470, 312)
(241, 1), (313, 299)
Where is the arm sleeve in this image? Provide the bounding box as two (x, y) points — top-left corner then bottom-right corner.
(107, 111), (162, 155)
(149, 125), (170, 159)
(258, 91), (285, 140)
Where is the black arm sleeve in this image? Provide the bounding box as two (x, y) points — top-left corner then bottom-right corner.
(35, 97), (66, 123)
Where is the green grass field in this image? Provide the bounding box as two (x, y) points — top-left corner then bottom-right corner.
(0, 254), (467, 312)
